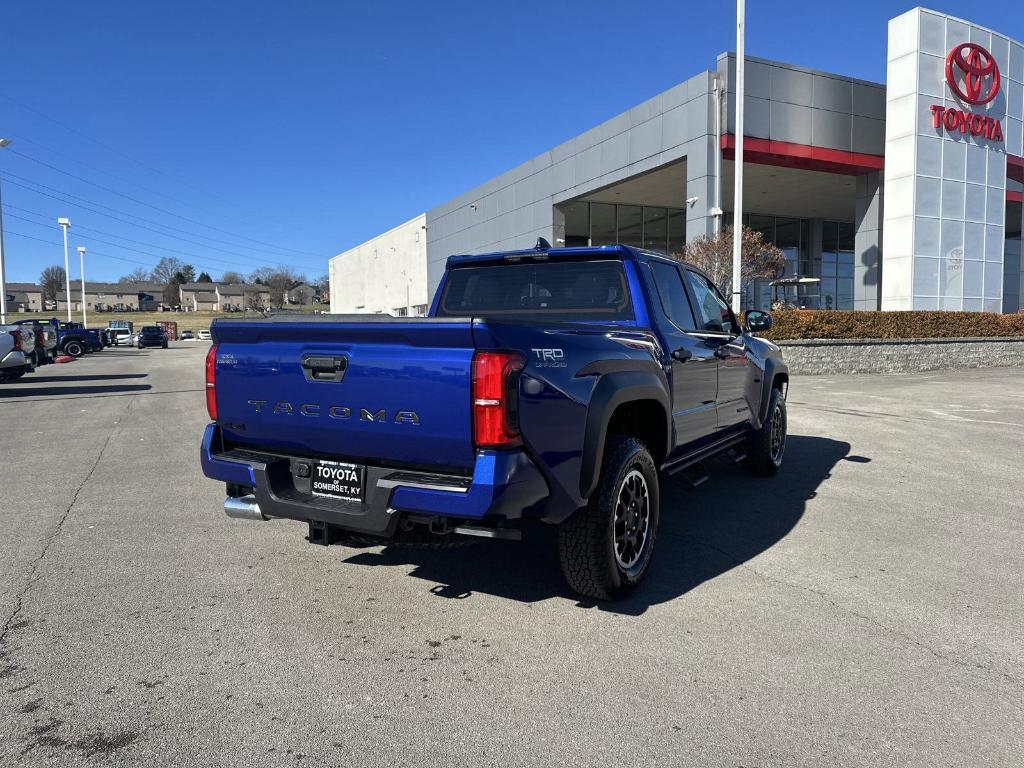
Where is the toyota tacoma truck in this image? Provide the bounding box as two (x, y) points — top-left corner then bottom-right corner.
(0, 325), (33, 382)
(200, 244), (789, 599)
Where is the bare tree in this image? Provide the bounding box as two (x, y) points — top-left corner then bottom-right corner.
(119, 268), (151, 283)
(39, 265), (67, 302)
(675, 226), (786, 301)
(292, 287), (308, 305)
(245, 288), (269, 313)
(221, 271), (245, 284)
(311, 274), (329, 301)
(152, 256), (185, 285)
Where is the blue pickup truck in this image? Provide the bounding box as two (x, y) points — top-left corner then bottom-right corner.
(201, 244), (789, 599)
(14, 318), (106, 357)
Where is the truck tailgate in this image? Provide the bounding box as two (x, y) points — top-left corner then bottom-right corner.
(212, 317), (476, 471)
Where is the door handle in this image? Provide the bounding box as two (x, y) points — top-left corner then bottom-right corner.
(671, 347), (693, 363)
(301, 355), (348, 382)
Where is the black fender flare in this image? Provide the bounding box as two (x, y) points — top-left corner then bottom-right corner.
(757, 358), (789, 427)
(579, 369), (671, 499)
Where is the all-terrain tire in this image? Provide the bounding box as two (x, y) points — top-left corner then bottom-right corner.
(558, 437), (659, 600)
(745, 387), (787, 476)
(64, 340), (85, 357)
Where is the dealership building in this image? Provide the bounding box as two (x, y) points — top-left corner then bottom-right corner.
(330, 7), (1024, 315)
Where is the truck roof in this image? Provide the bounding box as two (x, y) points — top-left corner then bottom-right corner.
(447, 243), (672, 269)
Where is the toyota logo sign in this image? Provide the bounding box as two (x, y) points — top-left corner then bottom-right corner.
(945, 43), (1000, 105)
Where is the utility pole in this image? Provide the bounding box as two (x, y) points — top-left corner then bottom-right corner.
(58, 218), (72, 322)
(731, 0), (746, 314)
(0, 138), (11, 325)
(77, 246), (87, 327)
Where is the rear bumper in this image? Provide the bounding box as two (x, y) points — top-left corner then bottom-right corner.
(1, 350), (28, 370)
(199, 424), (549, 536)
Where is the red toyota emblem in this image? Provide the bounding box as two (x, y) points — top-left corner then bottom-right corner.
(945, 43), (1000, 105)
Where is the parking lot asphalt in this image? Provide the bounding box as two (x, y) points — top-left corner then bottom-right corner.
(0, 345), (1021, 767)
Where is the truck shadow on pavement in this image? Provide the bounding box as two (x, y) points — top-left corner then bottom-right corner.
(344, 435), (859, 614)
(0, 383), (153, 398)
(11, 373), (148, 384)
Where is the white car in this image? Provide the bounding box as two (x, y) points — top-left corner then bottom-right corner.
(111, 329), (133, 346)
(197, 329), (212, 341)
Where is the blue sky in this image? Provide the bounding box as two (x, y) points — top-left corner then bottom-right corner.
(1, 1), (1022, 283)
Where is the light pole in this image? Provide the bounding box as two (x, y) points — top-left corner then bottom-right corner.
(58, 218), (72, 322)
(77, 246), (87, 327)
(0, 137), (11, 325)
(731, 0), (746, 314)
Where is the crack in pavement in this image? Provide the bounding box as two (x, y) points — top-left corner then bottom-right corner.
(0, 395), (139, 654)
(680, 535), (1022, 689)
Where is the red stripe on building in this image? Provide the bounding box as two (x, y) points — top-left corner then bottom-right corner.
(1008, 154), (1024, 184)
(720, 134), (885, 176)
(1007, 190), (1023, 203)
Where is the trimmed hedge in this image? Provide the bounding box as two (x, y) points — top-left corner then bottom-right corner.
(762, 310), (1024, 341)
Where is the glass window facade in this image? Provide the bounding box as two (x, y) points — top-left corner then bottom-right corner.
(563, 201), (688, 256)
(725, 213), (855, 311)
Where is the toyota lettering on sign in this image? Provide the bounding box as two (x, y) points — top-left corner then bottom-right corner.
(930, 42), (1004, 142)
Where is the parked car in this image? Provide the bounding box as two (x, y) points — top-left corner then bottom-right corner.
(0, 325), (33, 382)
(11, 319), (58, 365)
(181, 330), (195, 340)
(200, 243), (789, 599)
(110, 328), (134, 346)
(137, 326), (168, 349)
(196, 329), (211, 341)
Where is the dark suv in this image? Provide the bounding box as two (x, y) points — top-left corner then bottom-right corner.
(137, 326), (168, 349)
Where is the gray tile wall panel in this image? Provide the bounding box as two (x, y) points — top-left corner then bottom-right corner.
(812, 109), (853, 151)
(771, 66), (813, 106)
(812, 75), (854, 113)
(853, 83), (886, 120)
(852, 116), (886, 155)
(770, 101), (813, 145)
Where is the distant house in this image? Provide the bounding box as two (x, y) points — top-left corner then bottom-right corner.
(57, 282), (143, 312)
(216, 283), (272, 311)
(4, 283), (44, 312)
(285, 283), (317, 306)
(179, 283), (220, 312)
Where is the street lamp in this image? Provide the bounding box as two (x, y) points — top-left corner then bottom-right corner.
(58, 218), (72, 322)
(76, 246), (87, 327)
(0, 137), (11, 324)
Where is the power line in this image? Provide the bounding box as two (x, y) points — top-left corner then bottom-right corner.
(6, 133), (224, 211)
(4, 201), (252, 269)
(6, 146), (326, 259)
(0, 174), (327, 270)
(1, 208), (277, 275)
(0, 88), (213, 196)
(4, 228), (161, 269)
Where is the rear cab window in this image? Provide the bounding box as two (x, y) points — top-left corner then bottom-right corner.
(437, 259), (634, 320)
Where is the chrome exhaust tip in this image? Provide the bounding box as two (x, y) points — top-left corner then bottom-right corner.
(224, 495), (267, 521)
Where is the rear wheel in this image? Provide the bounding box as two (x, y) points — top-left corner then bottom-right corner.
(0, 369), (26, 382)
(745, 388), (787, 476)
(64, 340), (85, 357)
(558, 437), (659, 600)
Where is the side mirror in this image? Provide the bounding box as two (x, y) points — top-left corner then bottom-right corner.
(744, 310), (773, 334)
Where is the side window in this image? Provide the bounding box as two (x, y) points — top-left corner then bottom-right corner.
(648, 261), (696, 331)
(685, 270), (737, 333)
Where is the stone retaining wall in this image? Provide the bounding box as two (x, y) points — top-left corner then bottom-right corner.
(774, 337), (1024, 375)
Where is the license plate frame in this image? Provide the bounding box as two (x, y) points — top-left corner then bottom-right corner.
(310, 460), (366, 502)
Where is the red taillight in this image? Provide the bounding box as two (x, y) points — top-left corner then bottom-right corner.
(472, 351), (524, 449)
(205, 344), (218, 421)
(10, 330), (23, 352)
